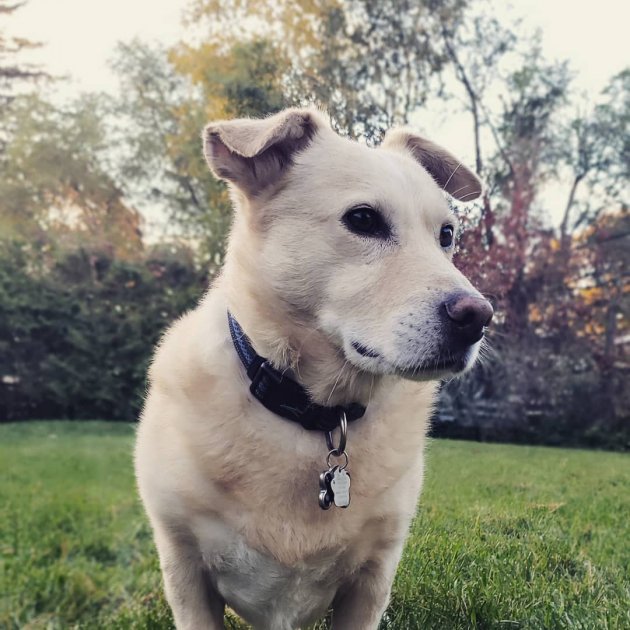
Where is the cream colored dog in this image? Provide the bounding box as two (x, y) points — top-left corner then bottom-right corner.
(135, 107), (492, 630)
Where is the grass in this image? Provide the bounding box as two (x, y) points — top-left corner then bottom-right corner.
(1, 422), (628, 629)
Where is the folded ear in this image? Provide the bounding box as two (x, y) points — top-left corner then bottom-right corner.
(203, 108), (326, 196)
(382, 129), (483, 201)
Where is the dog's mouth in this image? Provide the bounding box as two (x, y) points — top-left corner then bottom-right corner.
(348, 337), (476, 381)
(351, 341), (381, 358)
(397, 355), (469, 381)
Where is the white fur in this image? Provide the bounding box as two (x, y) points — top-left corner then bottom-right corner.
(135, 108), (484, 629)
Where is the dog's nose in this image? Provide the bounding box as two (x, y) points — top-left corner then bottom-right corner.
(443, 293), (493, 346)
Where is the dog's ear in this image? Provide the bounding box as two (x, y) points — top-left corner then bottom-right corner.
(203, 108), (325, 196)
(382, 129), (482, 201)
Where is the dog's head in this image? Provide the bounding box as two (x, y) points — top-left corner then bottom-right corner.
(204, 108), (492, 382)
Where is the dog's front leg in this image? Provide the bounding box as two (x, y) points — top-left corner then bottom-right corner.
(154, 524), (225, 630)
(331, 546), (402, 630)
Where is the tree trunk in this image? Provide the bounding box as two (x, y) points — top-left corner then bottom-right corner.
(471, 101), (482, 175)
(559, 174), (583, 251)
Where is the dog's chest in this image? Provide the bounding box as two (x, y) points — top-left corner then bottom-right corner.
(195, 515), (344, 629)
(189, 452), (417, 628)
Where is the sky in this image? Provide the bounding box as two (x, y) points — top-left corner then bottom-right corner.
(11, 0), (183, 93)
(12, 0), (627, 95)
(8, 0), (629, 226)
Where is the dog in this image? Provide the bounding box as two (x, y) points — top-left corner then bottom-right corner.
(135, 107), (492, 630)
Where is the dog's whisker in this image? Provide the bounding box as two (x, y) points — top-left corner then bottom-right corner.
(449, 182), (473, 197)
(293, 327), (322, 379)
(442, 161), (463, 192)
(456, 188), (482, 201)
(326, 360), (349, 405)
(367, 374), (376, 407)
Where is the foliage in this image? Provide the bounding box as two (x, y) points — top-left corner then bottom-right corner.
(0, 242), (205, 421)
(111, 32), (299, 264)
(294, 0), (460, 140)
(438, 329), (629, 450)
(111, 41), (237, 268)
(182, 0), (470, 140)
(171, 36), (288, 119)
(444, 208), (629, 450)
(0, 0), (627, 445)
(2, 422), (629, 628)
(558, 68), (630, 242)
(454, 49), (572, 303)
(0, 0), (47, 107)
(0, 94), (143, 258)
(439, 30), (628, 449)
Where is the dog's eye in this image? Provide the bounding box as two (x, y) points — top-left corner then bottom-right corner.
(440, 224), (455, 249)
(343, 206), (390, 239)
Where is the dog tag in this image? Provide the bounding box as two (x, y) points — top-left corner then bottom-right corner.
(331, 468), (351, 508)
(318, 466), (337, 510)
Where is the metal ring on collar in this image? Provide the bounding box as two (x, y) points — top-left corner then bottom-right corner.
(325, 411), (347, 454)
(326, 449), (349, 470)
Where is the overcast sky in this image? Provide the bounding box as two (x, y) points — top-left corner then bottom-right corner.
(9, 0), (629, 226)
(13, 0), (626, 93)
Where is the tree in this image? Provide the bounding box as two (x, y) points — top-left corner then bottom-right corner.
(0, 93), (143, 260)
(110, 0), (476, 263)
(101, 0), (628, 446)
(300, 0), (457, 140)
(558, 69), (630, 248)
(181, 0), (471, 140)
(546, 209), (629, 368)
(425, 6), (576, 327)
(171, 37), (288, 119)
(524, 72), (629, 355)
(0, 0), (46, 107)
(453, 47), (571, 331)
(438, 7), (518, 175)
(112, 41), (236, 268)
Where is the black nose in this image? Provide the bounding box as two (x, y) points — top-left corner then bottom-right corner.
(443, 293), (493, 346)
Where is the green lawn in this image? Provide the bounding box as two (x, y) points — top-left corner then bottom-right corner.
(1, 422), (628, 629)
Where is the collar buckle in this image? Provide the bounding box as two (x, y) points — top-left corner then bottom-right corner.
(249, 359), (282, 399)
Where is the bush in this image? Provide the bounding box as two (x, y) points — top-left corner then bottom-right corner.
(435, 334), (630, 450)
(0, 241), (205, 421)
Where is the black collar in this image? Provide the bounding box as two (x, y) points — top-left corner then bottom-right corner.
(228, 312), (366, 432)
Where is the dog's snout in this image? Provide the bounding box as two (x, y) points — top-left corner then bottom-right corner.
(443, 293), (493, 345)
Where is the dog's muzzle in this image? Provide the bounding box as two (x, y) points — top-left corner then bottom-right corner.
(347, 292), (493, 380)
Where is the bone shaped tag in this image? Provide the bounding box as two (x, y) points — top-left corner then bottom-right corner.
(330, 468), (351, 508)
(318, 466), (336, 510)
